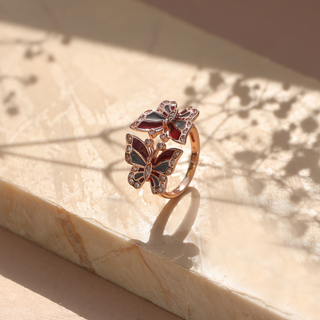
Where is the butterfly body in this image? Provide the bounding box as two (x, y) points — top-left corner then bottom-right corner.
(130, 100), (199, 144)
(125, 133), (183, 194)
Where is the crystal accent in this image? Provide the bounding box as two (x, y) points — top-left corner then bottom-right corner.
(145, 165), (151, 177)
(173, 151), (180, 158)
(129, 179), (134, 185)
(134, 182), (140, 188)
(157, 143), (164, 150)
(168, 111), (176, 121)
(126, 135), (132, 143)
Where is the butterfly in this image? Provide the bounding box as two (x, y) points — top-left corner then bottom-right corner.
(125, 133), (183, 194)
(130, 100), (199, 145)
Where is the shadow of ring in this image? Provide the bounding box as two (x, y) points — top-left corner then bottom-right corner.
(148, 187), (200, 244)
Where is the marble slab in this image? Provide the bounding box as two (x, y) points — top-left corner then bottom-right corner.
(0, 0), (319, 319)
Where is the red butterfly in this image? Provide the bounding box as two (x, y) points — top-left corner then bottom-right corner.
(130, 100), (199, 144)
(125, 134), (183, 194)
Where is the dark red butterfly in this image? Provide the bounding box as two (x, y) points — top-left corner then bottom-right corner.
(130, 100), (199, 145)
(125, 133), (183, 194)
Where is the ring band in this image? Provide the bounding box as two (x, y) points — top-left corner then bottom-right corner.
(161, 125), (199, 199)
(125, 100), (200, 199)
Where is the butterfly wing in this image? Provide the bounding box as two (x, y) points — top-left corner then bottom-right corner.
(128, 166), (148, 189)
(176, 106), (199, 121)
(156, 100), (178, 116)
(130, 109), (165, 135)
(168, 107), (200, 144)
(150, 148), (183, 194)
(125, 134), (152, 189)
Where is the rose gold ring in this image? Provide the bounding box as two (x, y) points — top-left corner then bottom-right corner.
(125, 100), (200, 199)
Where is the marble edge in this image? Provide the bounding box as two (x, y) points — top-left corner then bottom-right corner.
(0, 176), (302, 320)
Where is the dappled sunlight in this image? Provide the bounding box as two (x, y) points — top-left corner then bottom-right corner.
(184, 69), (320, 263)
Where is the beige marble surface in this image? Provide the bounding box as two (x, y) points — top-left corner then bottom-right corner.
(0, 0), (319, 319)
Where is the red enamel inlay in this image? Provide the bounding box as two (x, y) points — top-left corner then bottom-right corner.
(154, 149), (175, 165)
(151, 171), (159, 178)
(137, 121), (163, 130)
(139, 177), (145, 183)
(168, 123), (181, 140)
(132, 137), (149, 161)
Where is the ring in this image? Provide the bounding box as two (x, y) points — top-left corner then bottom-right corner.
(125, 100), (200, 199)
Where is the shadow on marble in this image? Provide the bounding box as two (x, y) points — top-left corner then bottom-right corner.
(140, 0), (320, 83)
(0, 127), (126, 169)
(141, 187), (200, 269)
(0, 31), (62, 117)
(0, 69), (39, 117)
(0, 126), (132, 203)
(185, 70), (320, 264)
